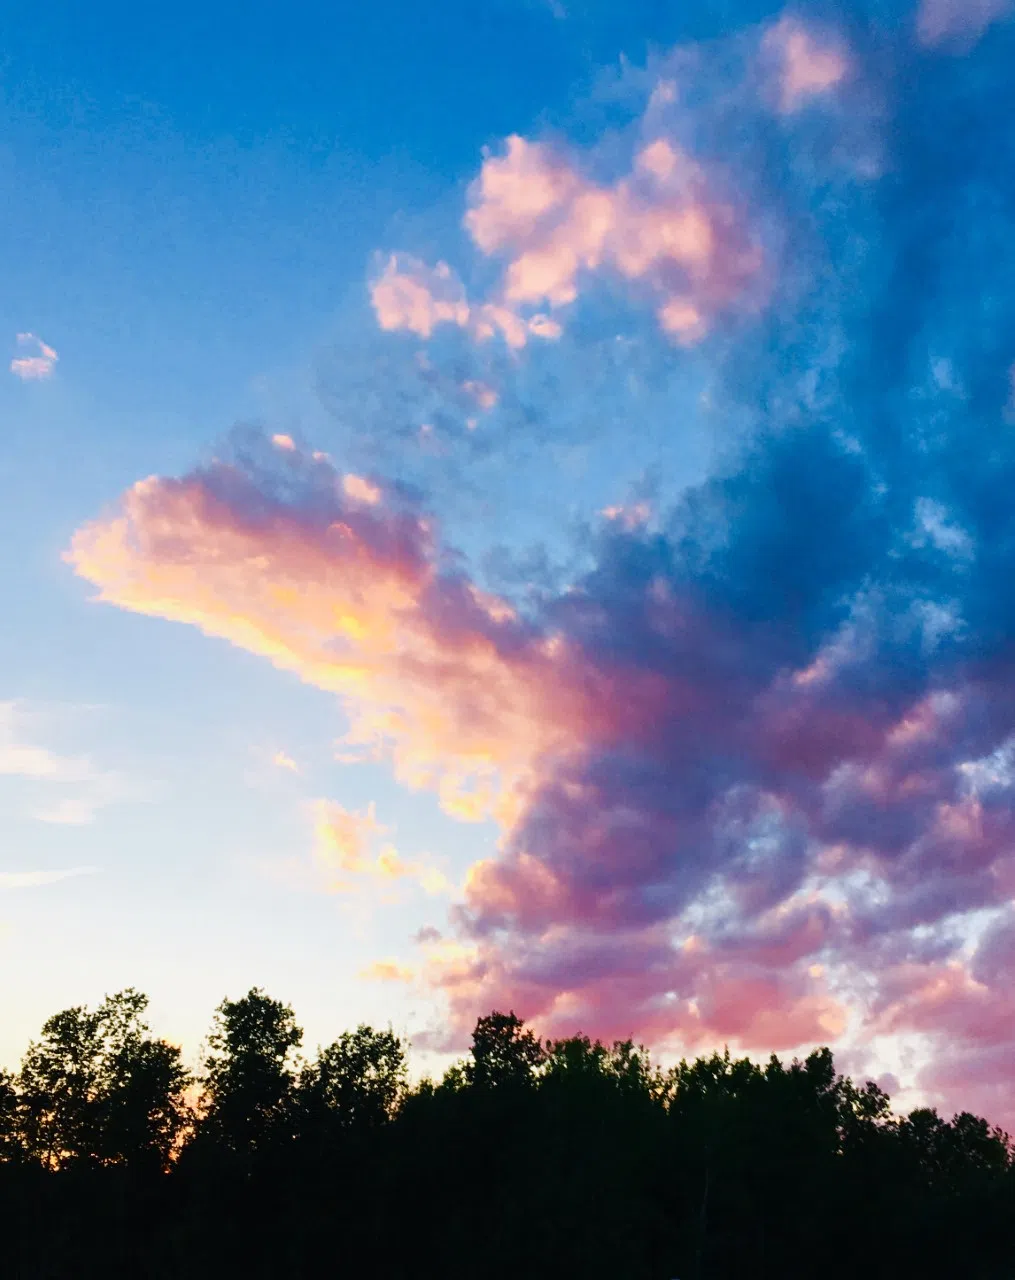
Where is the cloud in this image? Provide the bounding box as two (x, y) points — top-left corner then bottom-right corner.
(371, 256), (471, 339)
(66, 441), (589, 824)
(0, 867), (98, 890)
(313, 799), (384, 878)
(0, 702), (129, 825)
(272, 750), (299, 772)
(369, 16), (856, 357)
(916, 0), (1011, 49)
(10, 333), (58, 381)
(463, 133), (761, 345)
(762, 17), (849, 112)
(68, 7), (1015, 1129)
(359, 959), (415, 982)
(369, 253), (561, 350)
(313, 799), (451, 896)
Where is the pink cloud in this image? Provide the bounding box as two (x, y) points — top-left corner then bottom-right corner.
(369, 253), (560, 350)
(65, 444), (611, 826)
(917, 0), (1011, 49)
(867, 942), (1015, 1130)
(65, 441), (1015, 1124)
(420, 924), (847, 1055)
(762, 18), (849, 113)
(464, 135), (761, 345)
(10, 333), (58, 381)
(342, 473), (382, 505)
(64, 442), (843, 1061)
(370, 256), (471, 339)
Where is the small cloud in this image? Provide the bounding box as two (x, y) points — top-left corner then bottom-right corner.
(342, 473), (382, 505)
(272, 750), (300, 773)
(762, 18), (849, 113)
(10, 333), (58, 381)
(370, 255), (471, 339)
(314, 799), (383, 878)
(602, 501), (652, 530)
(917, 0), (1011, 49)
(0, 867), (98, 890)
(271, 433), (296, 451)
(462, 380), (499, 411)
(359, 959), (415, 982)
(368, 253), (561, 351)
(312, 799), (453, 896)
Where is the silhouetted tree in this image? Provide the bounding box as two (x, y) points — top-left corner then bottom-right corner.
(15, 988), (189, 1169)
(298, 1024), (406, 1133)
(0, 1069), (18, 1162)
(2, 992), (1013, 1280)
(465, 1010), (545, 1089)
(198, 987), (302, 1156)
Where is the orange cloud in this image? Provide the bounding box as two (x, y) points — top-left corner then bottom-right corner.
(313, 799), (381, 873)
(65, 449), (600, 825)
(272, 750), (299, 772)
(313, 799), (452, 896)
(359, 959), (415, 982)
(10, 333), (58, 381)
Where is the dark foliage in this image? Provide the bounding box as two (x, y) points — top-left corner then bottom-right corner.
(1, 988), (1012, 1279)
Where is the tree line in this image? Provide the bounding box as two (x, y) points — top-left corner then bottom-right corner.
(1, 987), (1012, 1278)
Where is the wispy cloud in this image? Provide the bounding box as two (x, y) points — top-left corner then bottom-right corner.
(0, 702), (131, 825)
(10, 333), (58, 381)
(917, 0), (1011, 49)
(313, 799), (452, 896)
(359, 959), (415, 982)
(0, 867), (98, 891)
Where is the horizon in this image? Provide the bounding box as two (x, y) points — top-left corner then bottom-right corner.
(4, 0), (1015, 1134)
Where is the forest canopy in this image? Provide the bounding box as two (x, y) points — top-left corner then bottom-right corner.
(1, 988), (1012, 1279)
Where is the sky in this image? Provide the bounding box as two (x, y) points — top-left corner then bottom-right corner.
(4, 0), (1015, 1127)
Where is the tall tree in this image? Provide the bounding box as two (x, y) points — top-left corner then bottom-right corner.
(199, 988), (302, 1155)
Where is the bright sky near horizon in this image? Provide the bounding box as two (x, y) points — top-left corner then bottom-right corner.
(5, 0), (1015, 1128)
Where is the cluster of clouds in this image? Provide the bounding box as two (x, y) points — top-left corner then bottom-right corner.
(68, 0), (1015, 1126)
(370, 17), (853, 356)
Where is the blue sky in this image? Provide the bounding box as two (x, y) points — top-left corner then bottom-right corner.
(5, 0), (1015, 1128)
(0, 0), (714, 1062)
